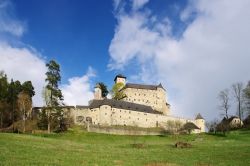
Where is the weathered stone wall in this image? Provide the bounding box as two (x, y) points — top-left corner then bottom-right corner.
(69, 106), (204, 133)
(121, 87), (170, 115)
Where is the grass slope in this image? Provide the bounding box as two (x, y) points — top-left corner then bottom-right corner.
(0, 127), (250, 166)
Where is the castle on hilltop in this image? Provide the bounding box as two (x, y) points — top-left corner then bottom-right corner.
(70, 74), (205, 133)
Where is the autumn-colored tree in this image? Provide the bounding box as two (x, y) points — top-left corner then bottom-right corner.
(17, 91), (32, 132)
(111, 82), (126, 100)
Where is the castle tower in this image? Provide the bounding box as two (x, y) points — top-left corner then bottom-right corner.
(195, 113), (205, 132)
(114, 74), (126, 85)
(94, 83), (102, 100)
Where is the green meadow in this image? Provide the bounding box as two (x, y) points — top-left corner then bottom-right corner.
(0, 127), (250, 166)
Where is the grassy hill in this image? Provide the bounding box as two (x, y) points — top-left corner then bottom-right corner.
(0, 127), (250, 166)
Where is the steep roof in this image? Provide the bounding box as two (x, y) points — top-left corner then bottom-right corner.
(114, 74), (126, 82)
(195, 113), (204, 120)
(89, 99), (160, 114)
(183, 122), (200, 130)
(124, 83), (165, 91)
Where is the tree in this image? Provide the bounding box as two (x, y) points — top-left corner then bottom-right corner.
(22, 81), (35, 98)
(232, 82), (244, 121)
(44, 60), (64, 133)
(98, 82), (108, 98)
(111, 82), (126, 100)
(0, 72), (9, 128)
(218, 89), (230, 119)
(17, 91), (32, 133)
(243, 81), (250, 116)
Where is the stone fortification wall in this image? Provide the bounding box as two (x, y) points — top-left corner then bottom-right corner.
(69, 106), (202, 132)
(122, 87), (170, 115)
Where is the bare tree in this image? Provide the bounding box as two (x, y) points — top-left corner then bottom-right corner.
(218, 89), (230, 119)
(232, 82), (244, 120)
(17, 91), (32, 133)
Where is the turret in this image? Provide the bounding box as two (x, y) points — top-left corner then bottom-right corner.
(94, 83), (102, 100)
(114, 74), (126, 84)
(195, 113), (205, 132)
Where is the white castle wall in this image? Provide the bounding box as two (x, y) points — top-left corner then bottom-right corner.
(70, 106), (204, 133)
(121, 87), (170, 115)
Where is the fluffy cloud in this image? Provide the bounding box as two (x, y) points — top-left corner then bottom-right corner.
(109, 0), (250, 120)
(61, 67), (96, 106)
(0, 0), (46, 106)
(0, 42), (47, 106)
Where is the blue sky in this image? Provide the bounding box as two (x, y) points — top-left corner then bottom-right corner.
(1, 0), (250, 120)
(10, 0), (189, 86)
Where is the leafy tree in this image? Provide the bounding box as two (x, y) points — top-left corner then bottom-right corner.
(218, 89), (230, 119)
(97, 82), (109, 98)
(44, 60), (64, 133)
(111, 82), (126, 100)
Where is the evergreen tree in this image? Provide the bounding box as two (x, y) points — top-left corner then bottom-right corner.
(45, 60), (64, 133)
(97, 82), (109, 98)
(0, 72), (9, 128)
(22, 81), (35, 98)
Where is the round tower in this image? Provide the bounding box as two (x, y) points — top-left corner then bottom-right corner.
(195, 113), (205, 132)
(94, 83), (102, 100)
(114, 74), (126, 85)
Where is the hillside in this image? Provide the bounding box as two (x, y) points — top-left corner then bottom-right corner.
(0, 128), (250, 166)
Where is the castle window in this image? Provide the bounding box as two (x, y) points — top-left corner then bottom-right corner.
(105, 106), (107, 109)
(129, 111), (131, 114)
(120, 110), (121, 112)
(135, 93), (136, 96)
(137, 118), (139, 120)
(120, 116), (121, 118)
(105, 113), (107, 115)
(146, 119), (147, 121)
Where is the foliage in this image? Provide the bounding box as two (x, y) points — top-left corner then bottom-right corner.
(243, 81), (250, 116)
(42, 60), (65, 133)
(97, 82), (109, 98)
(0, 71), (35, 130)
(111, 82), (126, 100)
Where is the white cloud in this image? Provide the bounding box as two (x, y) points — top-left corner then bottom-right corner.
(131, 0), (149, 10)
(0, 0), (25, 37)
(0, 0), (46, 106)
(0, 42), (47, 106)
(61, 67), (96, 106)
(109, 0), (250, 120)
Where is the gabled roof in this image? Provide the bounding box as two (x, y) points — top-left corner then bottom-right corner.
(195, 113), (204, 120)
(124, 83), (165, 91)
(89, 99), (160, 114)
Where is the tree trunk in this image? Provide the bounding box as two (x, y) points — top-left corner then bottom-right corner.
(0, 112), (2, 128)
(47, 109), (51, 133)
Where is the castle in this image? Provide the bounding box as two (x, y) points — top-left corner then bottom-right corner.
(70, 74), (205, 133)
